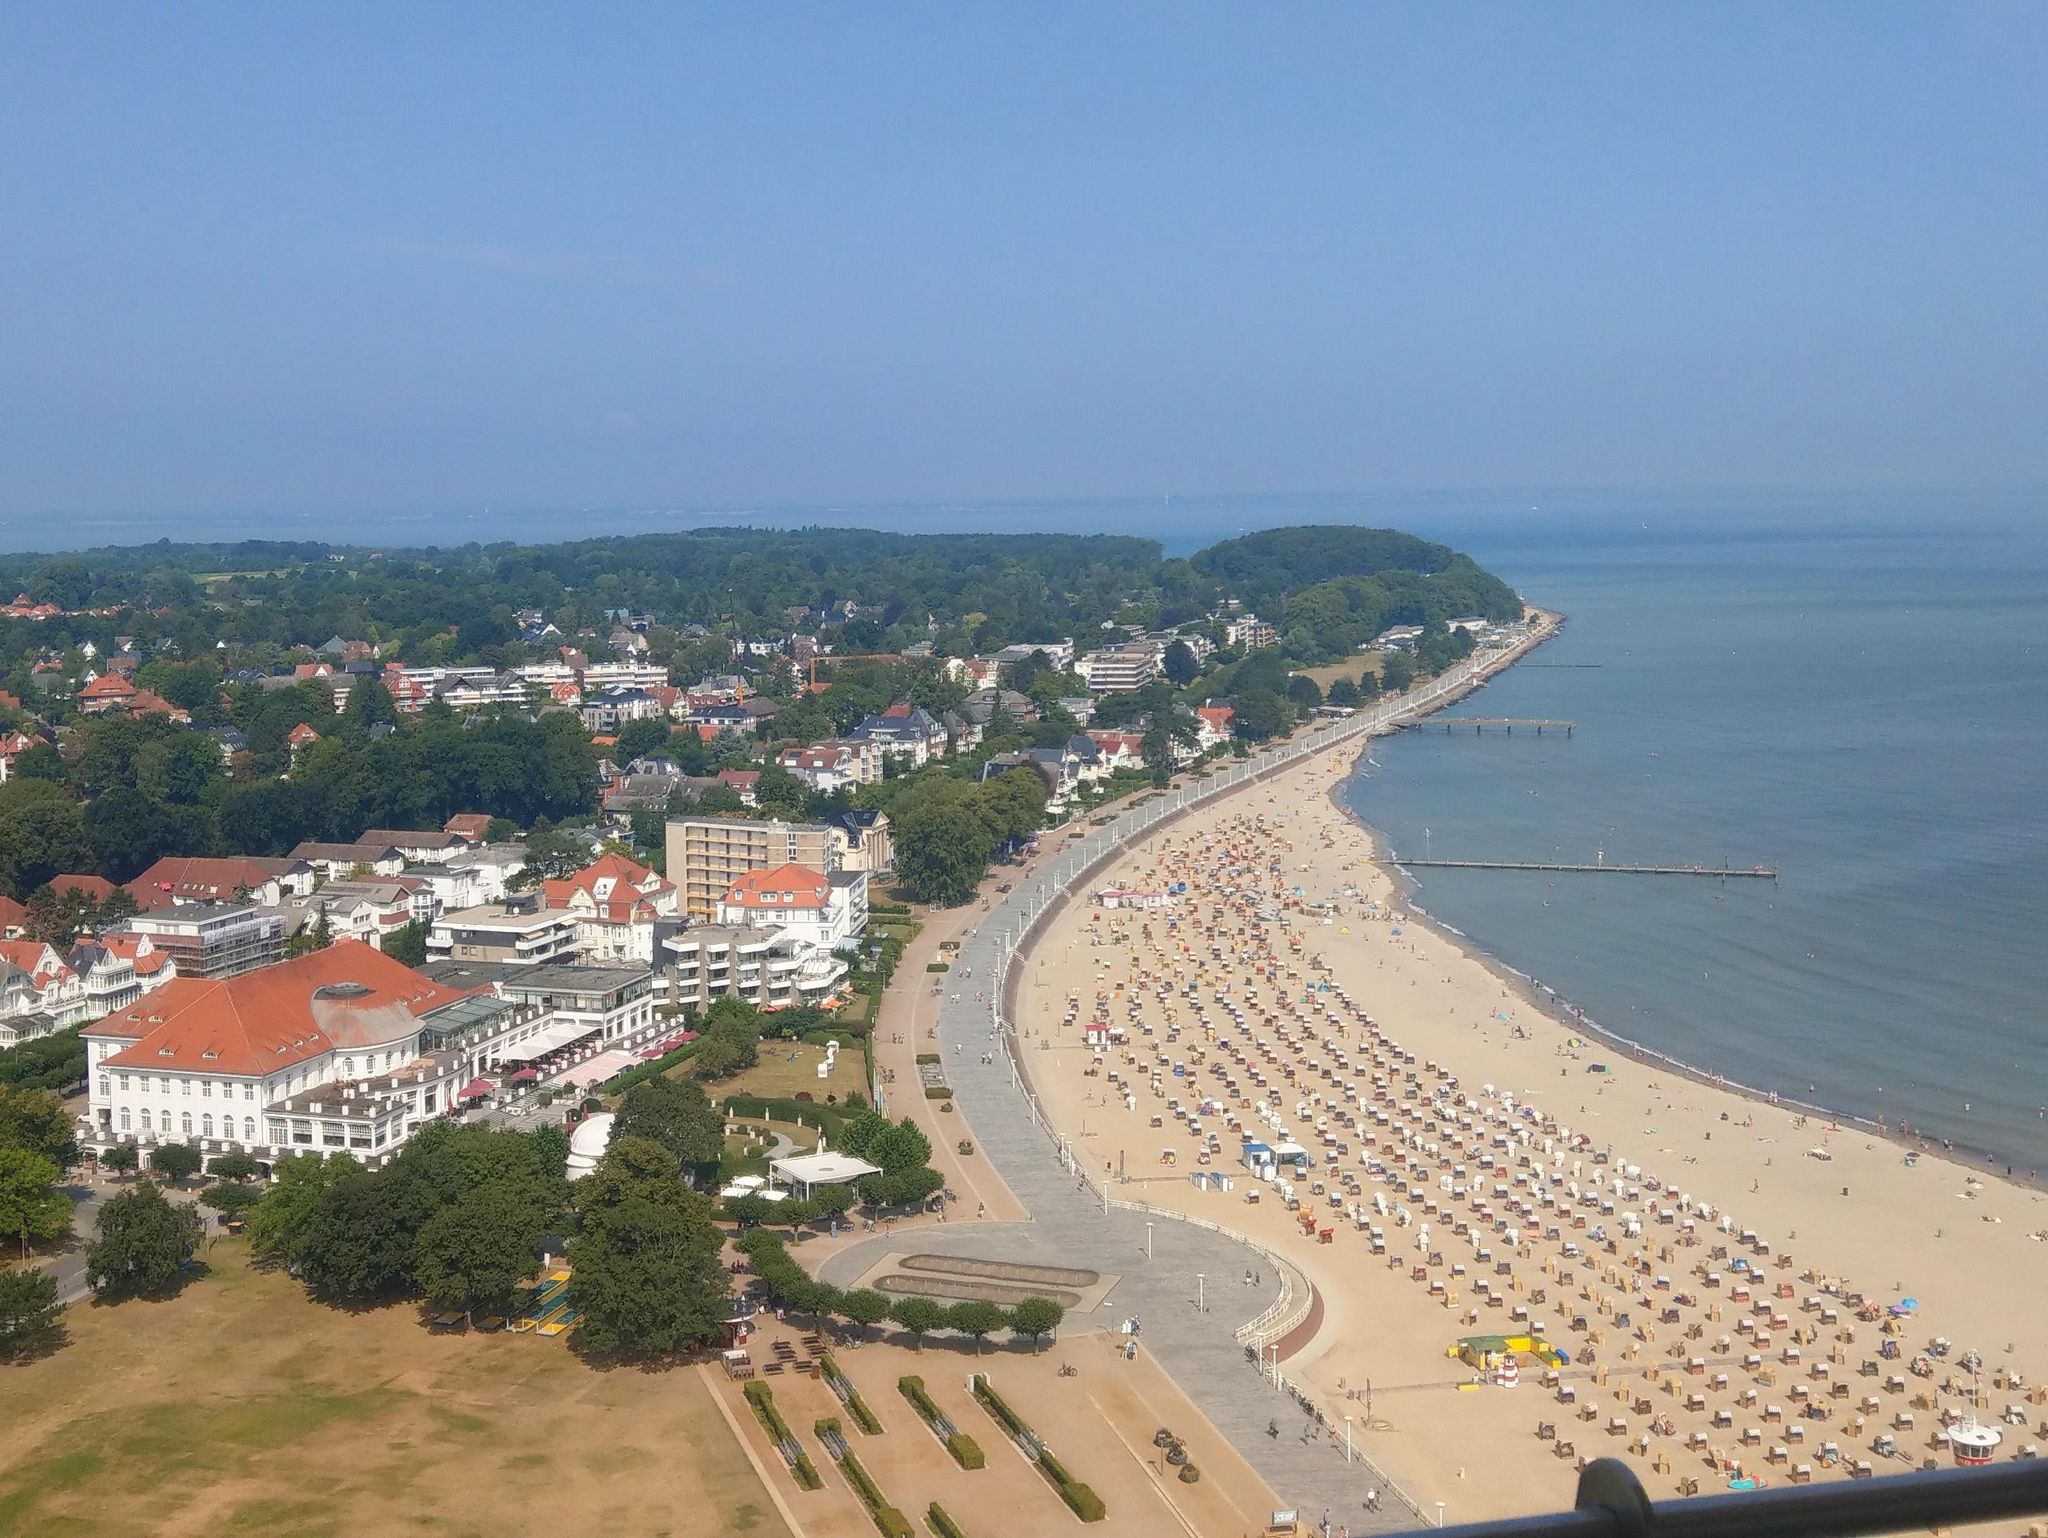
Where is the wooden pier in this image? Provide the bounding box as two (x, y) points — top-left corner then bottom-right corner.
(1403, 717), (1575, 735)
(1388, 857), (1777, 880)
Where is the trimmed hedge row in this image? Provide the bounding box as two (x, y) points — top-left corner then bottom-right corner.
(970, 1376), (1104, 1523)
(818, 1352), (884, 1435)
(817, 1418), (913, 1538)
(743, 1381), (821, 1490)
(719, 1092), (853, 1135)
(927, 1504), (968, 1538)
(601, 1039), (697, 1094)
(897, 1376), (984, 1470)
(922, 1085), (953, 1100)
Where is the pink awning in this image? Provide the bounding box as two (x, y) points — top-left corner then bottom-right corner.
(459, 1077), (493, 1099)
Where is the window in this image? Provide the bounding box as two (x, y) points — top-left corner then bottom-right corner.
(181, 1078), (191, 1096)
(244, 1083), (255, 1101)
(120, 1109), (131, 1131)
(118, 1074), (130, 1092)
(243, 1117), (256, 1142)
(180, 1112), (192, 1136)
(98, 1077), (110, 1098)
(140, 1108), (152, 1131)
(202, 1115), (214, 1138)
(202, 1079), (212, 1097)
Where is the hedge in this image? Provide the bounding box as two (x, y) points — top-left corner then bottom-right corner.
(719, 1092), (853, 1136)
(818, 1418), (913, 1538)
(923, 1085), (953, 1100)
(970, 1376), (1102, 1522)
(600, 1039), (696, 1094)
(927, 1504), (969, 1538)
(898, 1376), (984, 1470)
(743, 1381), (822, 1490)
(914, 1052), (940, 1065)
(924, 961), (949, 973)
(818, 1352), (884, 1435)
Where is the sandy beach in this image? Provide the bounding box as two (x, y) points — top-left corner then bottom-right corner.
(1011, 727), (2048, 1527)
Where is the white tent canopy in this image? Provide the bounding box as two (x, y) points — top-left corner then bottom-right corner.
(494, 1021), (601, 1064)
(769, 1151), (881, 1195)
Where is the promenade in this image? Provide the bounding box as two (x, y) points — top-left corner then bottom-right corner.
(887, 640), (1547, 1531)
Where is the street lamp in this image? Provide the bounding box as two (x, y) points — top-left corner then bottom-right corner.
(1196, 1273), (1205, 1312)
(1436, 1503), (1446, 1529)
(1144, 1220), (1154, 1259)
(1343, 1414), (1353, 1463)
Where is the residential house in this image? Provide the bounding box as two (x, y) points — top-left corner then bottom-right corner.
(1194, 704), (1236, 750)
(442, 813), (493, 843)
(1077, 642), (1160, 693)
(541, 853), (678, 964)
(0, 940), (90, 1029)
(412, 844), (527, 912)
(125, 856), (314, 911)
(716, 863), (867, 955)
(831, 809), (894, 875)
(847, 702), (947, 767)
(359, 829), (473, 865)
(776, 739), (878, 794)
(289, 841), (408, 881)
(427, 893), (580, 966)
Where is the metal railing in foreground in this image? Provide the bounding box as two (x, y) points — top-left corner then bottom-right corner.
(1419, 1457), (2048, 1538)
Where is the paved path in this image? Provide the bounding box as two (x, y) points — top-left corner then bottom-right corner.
(917, 707), (1455, 1534)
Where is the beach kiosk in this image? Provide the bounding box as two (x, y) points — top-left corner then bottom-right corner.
(1241, 1141), (1276, 1178)
(1274, 1140), (1313, 1175)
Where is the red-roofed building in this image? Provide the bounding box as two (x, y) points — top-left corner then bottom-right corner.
(716, 862), (866, 954)
(716, 769), (760, 807)
(1195, 705), (1235, 749)
(124, 855), (314, 911)
(78, 673), (138, 716)
(0, 895), (26, 939)
(0, 939), (87, 1031)
(81, 940), (556, 1169)
(542, 853), (677, 963)
(443, 813), (493, 842)
(48, 873), (118, 905)
(0, 729), (40, 782)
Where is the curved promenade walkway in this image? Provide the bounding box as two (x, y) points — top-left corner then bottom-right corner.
(913, 657), (1513, 1532)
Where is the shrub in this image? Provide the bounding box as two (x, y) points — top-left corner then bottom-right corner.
(744, 1381), (822, 1490)
(924, 962), (949, 973)
(923, 1085), (952, 1100)
(821, 1420), (913, 1538)
(946, 1433), (984, 1470)
(818, 1352), (884, 1435)
(899, 1377), (984, 1469)
(927, 1504), (969, 1538)
(914, 1052), (940, 1065)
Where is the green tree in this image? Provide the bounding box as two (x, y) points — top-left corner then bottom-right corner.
(1380, 650), (1416, 693)
(945, 1299), (1006, 1353)
(414, 1184), (548, 1324)
(890, 1295), (945, 1350)
(1161, 639), (1201, 686)
(0, 1148), (72, 1250)
(867, 1117), (932, 1176)
(1326, 676), (1361, 709)
(99, 1143), (139, 1176)
(1008, 1296), (1065, 1350)
(894, 794), (996, 906)
(0, 1084), (76, 1164)
(294, 1167), (436, 1300)
(383, 920), (428, 967)
(1229, 687), (1291, 741)
(612, 1077), (724, 1177)
(150, 1143), (203, 1183)
(198, 1180), (264, 1217)
(569, 1141), (730, 1357)
(206, 1151), (262, 1181)
(245, 1152), (358, 1267)
(0, 1266), (61, 1357)
(840, 1287), (891, 1340)
(85, 1182), (203, 1299)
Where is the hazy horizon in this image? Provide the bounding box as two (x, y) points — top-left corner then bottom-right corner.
(4, 4), (2044, 524)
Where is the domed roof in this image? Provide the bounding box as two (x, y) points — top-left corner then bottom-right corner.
(566, 1111), (616, 1177)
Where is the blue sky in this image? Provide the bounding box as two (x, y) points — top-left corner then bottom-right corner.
(2, 3), (2043, 522)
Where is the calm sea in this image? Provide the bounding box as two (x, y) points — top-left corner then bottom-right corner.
(10, 490), (2044, 1164)
(1332, 496), (2048, 1172)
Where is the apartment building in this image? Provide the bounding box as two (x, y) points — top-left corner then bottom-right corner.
(664, 815), (848, 920)
(117, 903), (285, 981)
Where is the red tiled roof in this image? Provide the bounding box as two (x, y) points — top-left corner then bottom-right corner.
(542, 853), (672, 924)
(0, 895), (26, 935)
(443, 813), (493, 839)
(89, 940), (469, 1077)
(125, 855), (302, 909)
(721, 862), (829, 913)
(80, 674), (136, 700)
(48, 873), (117, 903)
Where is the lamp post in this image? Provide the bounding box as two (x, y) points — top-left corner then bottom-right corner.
(1197, 1273), (1205, 1313)
(1344, 1414), (1353, 1463)
(1436, 1502), (1447, 1529)
(1145, 1220), (1154, 1260)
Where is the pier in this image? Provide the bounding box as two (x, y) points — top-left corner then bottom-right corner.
(1403, 716), (1575, 735)
(1388, 857), (1777, 879)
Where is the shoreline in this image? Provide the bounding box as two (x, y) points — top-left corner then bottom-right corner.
(1332, 724), (2046, 1196)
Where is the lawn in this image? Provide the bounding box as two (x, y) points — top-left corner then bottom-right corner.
(1294, 652), (1385, 692)
(0, 1242), (792, 1538)
(687, 1040), (869, 1104)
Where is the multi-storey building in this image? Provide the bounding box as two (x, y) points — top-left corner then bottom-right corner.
(117, 903), (285, 981)
(664, 815), (847, 920)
